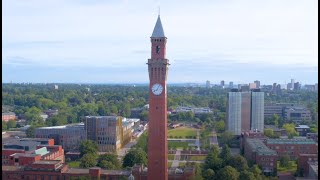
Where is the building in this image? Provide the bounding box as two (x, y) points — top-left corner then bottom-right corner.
(226, 89), (264, 135)
(2, 112), (16, 122)
(264, 103), (294, 118)
(265, 138), (317, 159)
(315, 83), (318, 91)
(131, 107), (145, 118)
(2, 162), (131, 180)
(244, 138), (278, 174)
(294, 82), (301, 90)
(264, 103), (311, 123)
(206, 80), (210, 88)
(229, 81), (233, 88)
(132, 164), (195, 180)
(220, 80), (225, 88)
(43, 109), (59, 117)
(291, 79), (295, 90)
(174, 106), (212, 117)
(35, 123), (86, 152)
(283, 106), (312, 123)
(297, 154), (318, 177)
(2, 138), (64, 166)
(264, 125), (287, 137)
(238, 84), (250, 92)
(85, 116), (131, 152)
(308, 161), (318, 178)
(146, 15), (169, 180)
(306, 133), (318, 142)
(254, 80), (260, 89)
(226, 91), (242, 135)
(249, 83), (257, 89)
(251, 90), (264, 131)
(295, 125), (311, 136)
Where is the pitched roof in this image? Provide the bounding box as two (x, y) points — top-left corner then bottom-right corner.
(151, 15), (165, 38)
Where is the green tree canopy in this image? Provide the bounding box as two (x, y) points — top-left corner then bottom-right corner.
(216, 166), (239, 180)
(264, 128), (274, 138)
(283, 123), (298, 138)
(228, 155), (249, 172)
(80, 153), (97, 168)
(219, 144), (231, 164)
(279, 153), (290, 167)
(203, 169), (215, 180)
(122, 148), (147, 168)
(97, 154), (121, 170)
(26, 126), (35, 138)
(79, 140), (98, 157)
(239, 170), (256, 180)
(7, 120), (17, 129)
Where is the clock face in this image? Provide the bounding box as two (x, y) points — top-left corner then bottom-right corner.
(151, 83), (163, 95)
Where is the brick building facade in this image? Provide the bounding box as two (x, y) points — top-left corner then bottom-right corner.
(265, 139), (317, 159)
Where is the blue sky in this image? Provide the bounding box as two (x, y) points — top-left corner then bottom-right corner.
(2, 0), (318, 84)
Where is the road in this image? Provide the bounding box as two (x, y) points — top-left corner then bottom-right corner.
(117, 130), (145, 157)
(209, 130), (219, 147)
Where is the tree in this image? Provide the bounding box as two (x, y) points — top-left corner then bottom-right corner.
(283, 123), (298, 138)
(228, 155), (249, 171)
(203, 169), (215, 180)
(80, 153), (97, 168)
(220, 131), (233, 146)
(2, 121), (7, 130)
(79, 140), (98, 157)
(250, 165), (262, 179)
(215, 120), (225, 132)
(273, 114), (279, 128)
(219, 144), (231, 164)
(26, 126), (35, 138)
(216, 166), (239, 180)
(24, 106), (43, 125)
(264, 128), (274, 138)
(239, 170), (256, 180)
(7, 120), (17, 129)
(203, 146), (223, 172)
(122, 148), (147, 168)
(97, 154), (120, 170)
(279, 154), (290, 167)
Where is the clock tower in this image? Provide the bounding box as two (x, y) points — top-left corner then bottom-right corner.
(147, 15), (169, 180)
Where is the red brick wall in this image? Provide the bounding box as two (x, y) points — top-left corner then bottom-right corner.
(2, 149), (24, 165)
(266, 143), (317, 159)
(297, 154), (318, 177)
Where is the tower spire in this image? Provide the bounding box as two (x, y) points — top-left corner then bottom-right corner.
(151, 14), (165, 38)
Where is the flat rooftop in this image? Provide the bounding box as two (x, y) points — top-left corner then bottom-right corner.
(267, 138), (316, 145)
(64, 168), (130, 176)
(2, 166), (24, 171)
(33, 160), (61, 165)
(246, 138), (277, 156)
(37, 123), (84, 129)
(295, 125), (310, 129)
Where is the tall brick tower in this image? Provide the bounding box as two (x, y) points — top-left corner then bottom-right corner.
(147, 15), (169, 180)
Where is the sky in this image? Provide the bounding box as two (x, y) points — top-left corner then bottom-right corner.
(2, 0), (318, 85)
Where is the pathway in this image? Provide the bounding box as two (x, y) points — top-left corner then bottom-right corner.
(171, 149), (181, 168)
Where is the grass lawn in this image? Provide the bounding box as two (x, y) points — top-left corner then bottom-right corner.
(168, 141), (190, 149)
(168, 127), (197, 138)
(179, 162), (187, 168)
(68, 161), (81, 168)
(277, 161), (297, 173)
(188, 156), (206, 161)
(168, 154), (175, 160)
(168, 162), (173, 168)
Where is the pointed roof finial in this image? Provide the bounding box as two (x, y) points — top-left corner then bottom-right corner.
(151, 13), (165, 37)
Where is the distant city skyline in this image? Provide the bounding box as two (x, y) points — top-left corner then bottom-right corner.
(2, 0), (318, 84)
